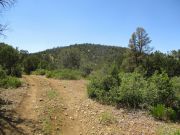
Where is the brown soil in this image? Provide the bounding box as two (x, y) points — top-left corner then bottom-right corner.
(0, 75), (179, 135)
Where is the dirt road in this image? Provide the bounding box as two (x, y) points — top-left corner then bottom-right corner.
(0, 75), (179, 135)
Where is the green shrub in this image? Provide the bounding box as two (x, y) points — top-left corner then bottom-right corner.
(32, 69), (47, 75)
(57, 69), (81, 80)
(151, 104), (177, 121)
(148, 72), (176, 106)
(46, 69), (82, 80)
(46, 71), (55, 78)
(171, 76), (180, 100)
(166, 107), (177, 121)
(173, 130), (180, 135)
(87, 74), (119, 104)
(11, 65), (22, 77)
(81, 64), (93, 77)
(118, 72), (147, 108)
(0, 67), (7, 79)
(88, 69), (179, 121)
(0, 76), (21, 88)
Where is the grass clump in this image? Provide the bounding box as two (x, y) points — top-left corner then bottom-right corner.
(42, 117), (52, 135)
(150, 104), (177, 121)
(156, 127), (180, 135)
(47, 89), (58, 100)
(99, 112), (116, 125)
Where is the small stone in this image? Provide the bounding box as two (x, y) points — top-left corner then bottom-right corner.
(70, 117), (74, 120)
(39, 98), (43, 101)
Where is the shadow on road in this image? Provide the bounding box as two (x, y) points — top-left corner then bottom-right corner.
(0, 99), (30, 135)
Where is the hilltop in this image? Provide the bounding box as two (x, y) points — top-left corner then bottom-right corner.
(31, 43), (127, 70)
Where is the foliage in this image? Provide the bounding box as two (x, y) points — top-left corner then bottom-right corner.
(150, 104), (177, 121)
(148, 72), (176, 106)
(88, 75), (119, 104)
(62, 48), (81, 69)
(23, 55), (40, 74)
(171, 77), (180, 97)
(46, 69), (82, 80)
(32, 69), (47, 75)
(88, 65), (120, 105)
(173, 131), (180, 135)
(99, 112), (116, 125)
(88, 66), (179, 121)
(0, 76), (21, 88)
(10, 65), (22, 77)
(0, 61), (21, 89)
(0, 66), (7, 79)
(118, 72), (147, 108)
(81, 64), (93, 77)
(0, 43), (22, 77)
(121, 27), (152, 72)
(32, 44), (126, 72)
(145, 51), (180, 77)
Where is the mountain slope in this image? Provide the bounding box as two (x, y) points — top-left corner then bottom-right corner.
(32, 43), (127, 70)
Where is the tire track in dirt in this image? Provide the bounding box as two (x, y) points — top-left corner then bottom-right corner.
(46, 77), (87, 135)
(16, 76), (38, 120)
(15, 75), (40, 134)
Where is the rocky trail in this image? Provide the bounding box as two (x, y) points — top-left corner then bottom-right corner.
(0, 75), (179, 135)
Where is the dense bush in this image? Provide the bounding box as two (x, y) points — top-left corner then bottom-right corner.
(81, 64), (93, 77)
(171, 77), (180, 120)
(88, 74), (119, 104)
(46, 69), (82, 80)
(11, 65), (22, 77)
(0, 67), (21, 88)
(148, 72), (176, 107)
(0, 66), (7, 79)
(88, 69), (179, 121)
(171, 77), (180, 97)
(0, 43), (22, 77)
(23, 56), (40, 74)
(118, 72), (147, 108)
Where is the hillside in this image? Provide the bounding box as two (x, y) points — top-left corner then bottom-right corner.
(32, 43), (127, 70)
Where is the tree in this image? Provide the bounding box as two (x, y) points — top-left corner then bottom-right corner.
(128, 27), (152, 66)
(0, 43), (20, 76)
(23, 56), (40, 74)
(62, 48), (81, 69)
(121, 27), (152, 72)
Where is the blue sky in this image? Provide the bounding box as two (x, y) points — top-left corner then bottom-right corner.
(1, 0), (180, 53)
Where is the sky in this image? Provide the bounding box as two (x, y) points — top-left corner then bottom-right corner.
(0, 0), (180, 53)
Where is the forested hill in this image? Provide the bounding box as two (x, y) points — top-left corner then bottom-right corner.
(32, 43), (127, 70)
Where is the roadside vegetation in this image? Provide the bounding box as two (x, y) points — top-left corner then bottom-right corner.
(0, 44), (22, 88)
(88, 28), (180, 122)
